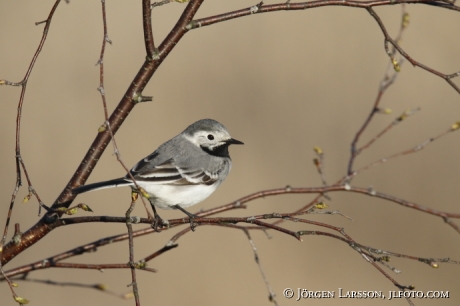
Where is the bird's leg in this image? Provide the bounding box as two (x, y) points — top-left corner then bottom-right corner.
(134, 188), (166, 232)
(173, 205), (199, 231)
(131, 190), (154, 221)
(148, 198), (166, 232)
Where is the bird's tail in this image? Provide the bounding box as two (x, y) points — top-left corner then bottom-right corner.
(72, 178), (132, 194)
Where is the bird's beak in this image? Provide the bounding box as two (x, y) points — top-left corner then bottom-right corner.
(226, 138), (244, 145)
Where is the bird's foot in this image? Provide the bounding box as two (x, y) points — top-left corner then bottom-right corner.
(188, 215), (199, 232)
(173, 205), (199, 232)
(151, 213), (167, 232)
(147, 198), (168, 232)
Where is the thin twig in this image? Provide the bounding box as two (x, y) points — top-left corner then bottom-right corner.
(347, 5), (410, 175)
(366, 6), (460, 93)
(1, 0), (206, 267)
(356, 108), (421, 154)
(187, 0), (460, 95)
(0, 0), (63, 301)
(9, 277), (136, 300)
(242, 229), (278, 305)
(96, 0), (153, 220)
(2, 227), (155, 278)
(126, 200), (140, 306)
(353, 124), (459, 176)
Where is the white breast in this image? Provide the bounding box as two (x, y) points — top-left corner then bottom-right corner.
(137, 181), (220, 210)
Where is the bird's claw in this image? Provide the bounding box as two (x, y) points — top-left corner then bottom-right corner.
(151, 214), (166, 232)
(189, 216), (198, 232)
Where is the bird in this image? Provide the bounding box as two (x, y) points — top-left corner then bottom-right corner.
(72, 118), (243, 230)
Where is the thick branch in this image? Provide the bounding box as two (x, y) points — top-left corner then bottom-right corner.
(1, 0), (205, 266)
(188, 0), (460, 31)
(188, 1), (460, 95)
(142, 0), (156, 58)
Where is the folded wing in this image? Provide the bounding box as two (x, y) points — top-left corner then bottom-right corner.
(129, 155), (217, 186)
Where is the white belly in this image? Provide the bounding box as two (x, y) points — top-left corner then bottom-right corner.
(137, 182), (220, 210)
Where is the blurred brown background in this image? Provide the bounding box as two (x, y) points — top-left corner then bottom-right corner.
(1, 1), (459, 305)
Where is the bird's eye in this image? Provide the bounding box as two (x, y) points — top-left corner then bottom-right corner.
(207, 134), (214, 140)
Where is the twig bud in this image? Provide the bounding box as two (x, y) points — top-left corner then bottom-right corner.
(14, 296), (30, 304)
(391, 58), (401, 72)
(402, 13), (410, 28)
(313, 146), (323, 155)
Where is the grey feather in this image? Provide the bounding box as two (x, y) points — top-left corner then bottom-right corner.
(71, 119), (243, 210)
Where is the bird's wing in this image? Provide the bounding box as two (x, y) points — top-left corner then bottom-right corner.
(128, 153), (218, 186)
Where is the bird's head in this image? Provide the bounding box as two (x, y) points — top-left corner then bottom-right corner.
(184, 119), (243, 157)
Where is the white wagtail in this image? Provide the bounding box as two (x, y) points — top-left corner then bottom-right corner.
(73, 119), (243, 230)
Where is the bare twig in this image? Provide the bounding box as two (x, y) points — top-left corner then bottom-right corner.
(2, 208), (458, 304)
(0, 0), (63, 301)
(151, 0), (172, 8)
(366, 6), (460, 93)
(126, 200), (140, 306)
(2, 1), (460, 304)
(2, 227), (155, 279)
(187, 0), (460, 96)
(353, 123), (460, 176)
(242, 229), (278, 305)
(8, 277), (136, 300)
(347, 5), (410, 176)
(96, 0), (153, 220)
(1, 0), (206, 266)
(356, 108), (421, 155)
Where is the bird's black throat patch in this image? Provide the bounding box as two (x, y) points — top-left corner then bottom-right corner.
(201, 144), (230, 158)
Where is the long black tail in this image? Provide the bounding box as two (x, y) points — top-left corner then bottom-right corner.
(72, 178), (132, 194)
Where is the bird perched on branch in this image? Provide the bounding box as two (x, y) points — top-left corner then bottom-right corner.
(73, 118), (243, 231)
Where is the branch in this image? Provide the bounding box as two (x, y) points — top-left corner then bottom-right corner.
(8, 277), (136, 300)
(143, 0), (157, 59)
(3, 209), (458, 303)
(187, 0), (460, 95)
(366, 6), (460, 93)
(0, 0), (63, 301)
(2, 227), (155, 278)
(1, 0), (205, 267)
(187, 0), (460, 32)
